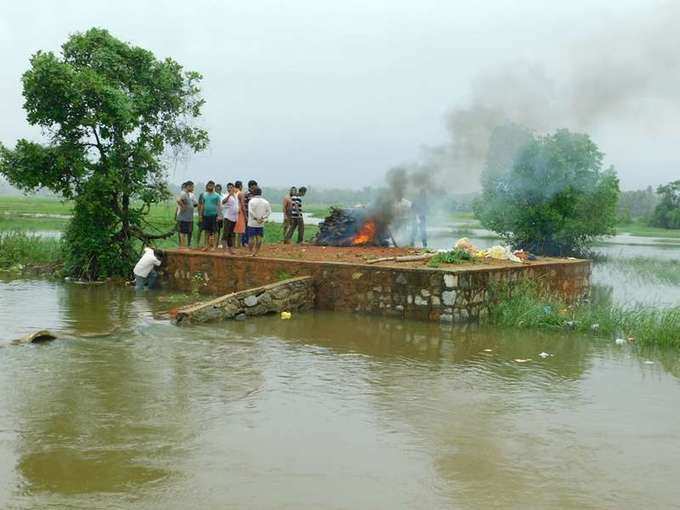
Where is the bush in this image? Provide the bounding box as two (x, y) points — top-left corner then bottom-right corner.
(0, 231), (64, 271)
(486, 281), (680, 349)
(651, 180), (680, 229)
(474, 129), (620, 256)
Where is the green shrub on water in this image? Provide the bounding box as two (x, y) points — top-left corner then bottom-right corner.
(0, 231), (64, 271)
(486, 280), (680, 349)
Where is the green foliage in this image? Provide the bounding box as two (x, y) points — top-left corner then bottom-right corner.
(474, 129), (620, 256)
(651, 180), (680, 229)
(486, 281), (680, 349)
(0, 231), (64, 271)
(428, 248), (472, 268)
(617, 186), (658, 224)
(0, 28), (208, 279)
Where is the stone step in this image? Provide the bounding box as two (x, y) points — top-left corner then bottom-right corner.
(173, 276), (315, 325)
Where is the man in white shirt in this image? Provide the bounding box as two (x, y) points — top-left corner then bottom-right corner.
(133, 247), (162, 290)
(221, 182), (240, 255)
(247, 187), (272, 256)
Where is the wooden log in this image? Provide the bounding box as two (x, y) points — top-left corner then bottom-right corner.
(366, 253), (434, 264)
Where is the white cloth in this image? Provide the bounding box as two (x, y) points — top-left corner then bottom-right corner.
(224, 194), (239, 222)
(133, 247), (161, 277)
(248, 196), (272, 227)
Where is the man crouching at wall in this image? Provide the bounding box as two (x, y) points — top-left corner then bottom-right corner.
(133, 247), (163, 291)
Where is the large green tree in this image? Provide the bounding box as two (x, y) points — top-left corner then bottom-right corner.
(651, 180), (680, 229)
(0, 28), (208, 279)
(474, 129), (619, 256)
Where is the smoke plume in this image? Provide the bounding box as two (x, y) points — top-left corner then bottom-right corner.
(400, 2), (680, 193)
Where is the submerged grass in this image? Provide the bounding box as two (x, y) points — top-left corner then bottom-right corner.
(602, 256), (680, 286)
(486, 281), (680, 349)
(0, 231), (65, 272)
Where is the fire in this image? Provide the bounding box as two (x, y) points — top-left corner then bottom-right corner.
(352, 220), (377, 245)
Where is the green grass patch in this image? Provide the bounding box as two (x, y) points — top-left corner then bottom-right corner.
(486, 281), (680, 349)
(0, 231), (65, 272)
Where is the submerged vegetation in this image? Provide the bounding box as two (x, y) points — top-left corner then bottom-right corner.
(486, 281), (680, 349)
(0, 231), (64, 273)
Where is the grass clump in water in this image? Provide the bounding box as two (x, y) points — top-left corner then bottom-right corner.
(486, 280), (680, 349)
(0, 231), (65, 272)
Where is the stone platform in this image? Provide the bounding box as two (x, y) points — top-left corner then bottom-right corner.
(160, 249), (590, 323)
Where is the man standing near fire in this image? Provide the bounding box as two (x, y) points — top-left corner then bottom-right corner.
(282, 186), (297, 242)
(247, 186), (271, 256)
(411, 189), (428, 248)
(285, 186), (306, 244)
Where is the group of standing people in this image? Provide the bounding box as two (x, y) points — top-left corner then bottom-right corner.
(176, 179), (272, 256)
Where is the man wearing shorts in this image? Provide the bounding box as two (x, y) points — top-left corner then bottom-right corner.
(176, 181), (196, 249)
(247, 186), (271, 256)
(201, 181), (221, 251)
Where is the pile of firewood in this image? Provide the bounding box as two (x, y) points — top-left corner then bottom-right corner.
(313, 207), (389, 247)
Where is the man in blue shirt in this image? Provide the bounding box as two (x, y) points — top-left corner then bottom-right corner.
(200, 180), (221, 251)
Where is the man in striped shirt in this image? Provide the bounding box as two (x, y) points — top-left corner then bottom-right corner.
(284, 186), (306, 244)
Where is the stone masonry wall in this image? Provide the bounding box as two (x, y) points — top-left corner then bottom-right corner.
(161, 251), (591, 324)
(174, 276), (315, 325)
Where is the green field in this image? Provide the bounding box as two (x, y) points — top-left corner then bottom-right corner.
(615, 221), (680, 239)
(0, 196), (320, 252)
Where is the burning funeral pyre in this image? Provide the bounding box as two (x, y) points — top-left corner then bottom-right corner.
(313, 207), (392, 247)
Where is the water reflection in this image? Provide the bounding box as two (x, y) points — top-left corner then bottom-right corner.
(1, 282), (679, 508)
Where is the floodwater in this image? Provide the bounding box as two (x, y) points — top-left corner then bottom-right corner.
(1, 279), (680, 509)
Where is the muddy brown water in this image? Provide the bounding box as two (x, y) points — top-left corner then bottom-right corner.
(1, 278), (680, 509)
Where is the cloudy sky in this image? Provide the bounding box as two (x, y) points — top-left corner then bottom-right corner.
(0, 0), (677, 190)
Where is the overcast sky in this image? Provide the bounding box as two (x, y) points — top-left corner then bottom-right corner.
(0, 0), (676, 190)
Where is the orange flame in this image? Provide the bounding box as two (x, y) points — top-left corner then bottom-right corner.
(352, 220), (377, 245)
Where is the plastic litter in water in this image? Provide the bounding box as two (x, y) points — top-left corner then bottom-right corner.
(513, 358), (532, 363)
(644, 360), (655, 365)
(280, 311), (292, 320)
(538, 352), (552, 358)
(615, 338), (626, 345)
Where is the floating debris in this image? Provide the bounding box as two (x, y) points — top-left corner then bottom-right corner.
(513, 358), (532, 363)
(644, 360), (655, 365)
(483, 348), (493, 352)
(280, 311), (292, 320)
(12, 330), (58, 345)
(615, 338), (626, 345)
(538, 352), (553, 358)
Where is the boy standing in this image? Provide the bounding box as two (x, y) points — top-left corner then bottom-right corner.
(247, 187), (271, 257)
(176, 181), (196, 249)
(215, 183), (224, 248)
(201, 181), (221, 251)
(221, 182), (239, 255)
(282, 186), (297, 242)
(285, 186), (306, 244)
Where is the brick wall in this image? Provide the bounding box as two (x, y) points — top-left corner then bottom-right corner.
(160, 251), (591, 323)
